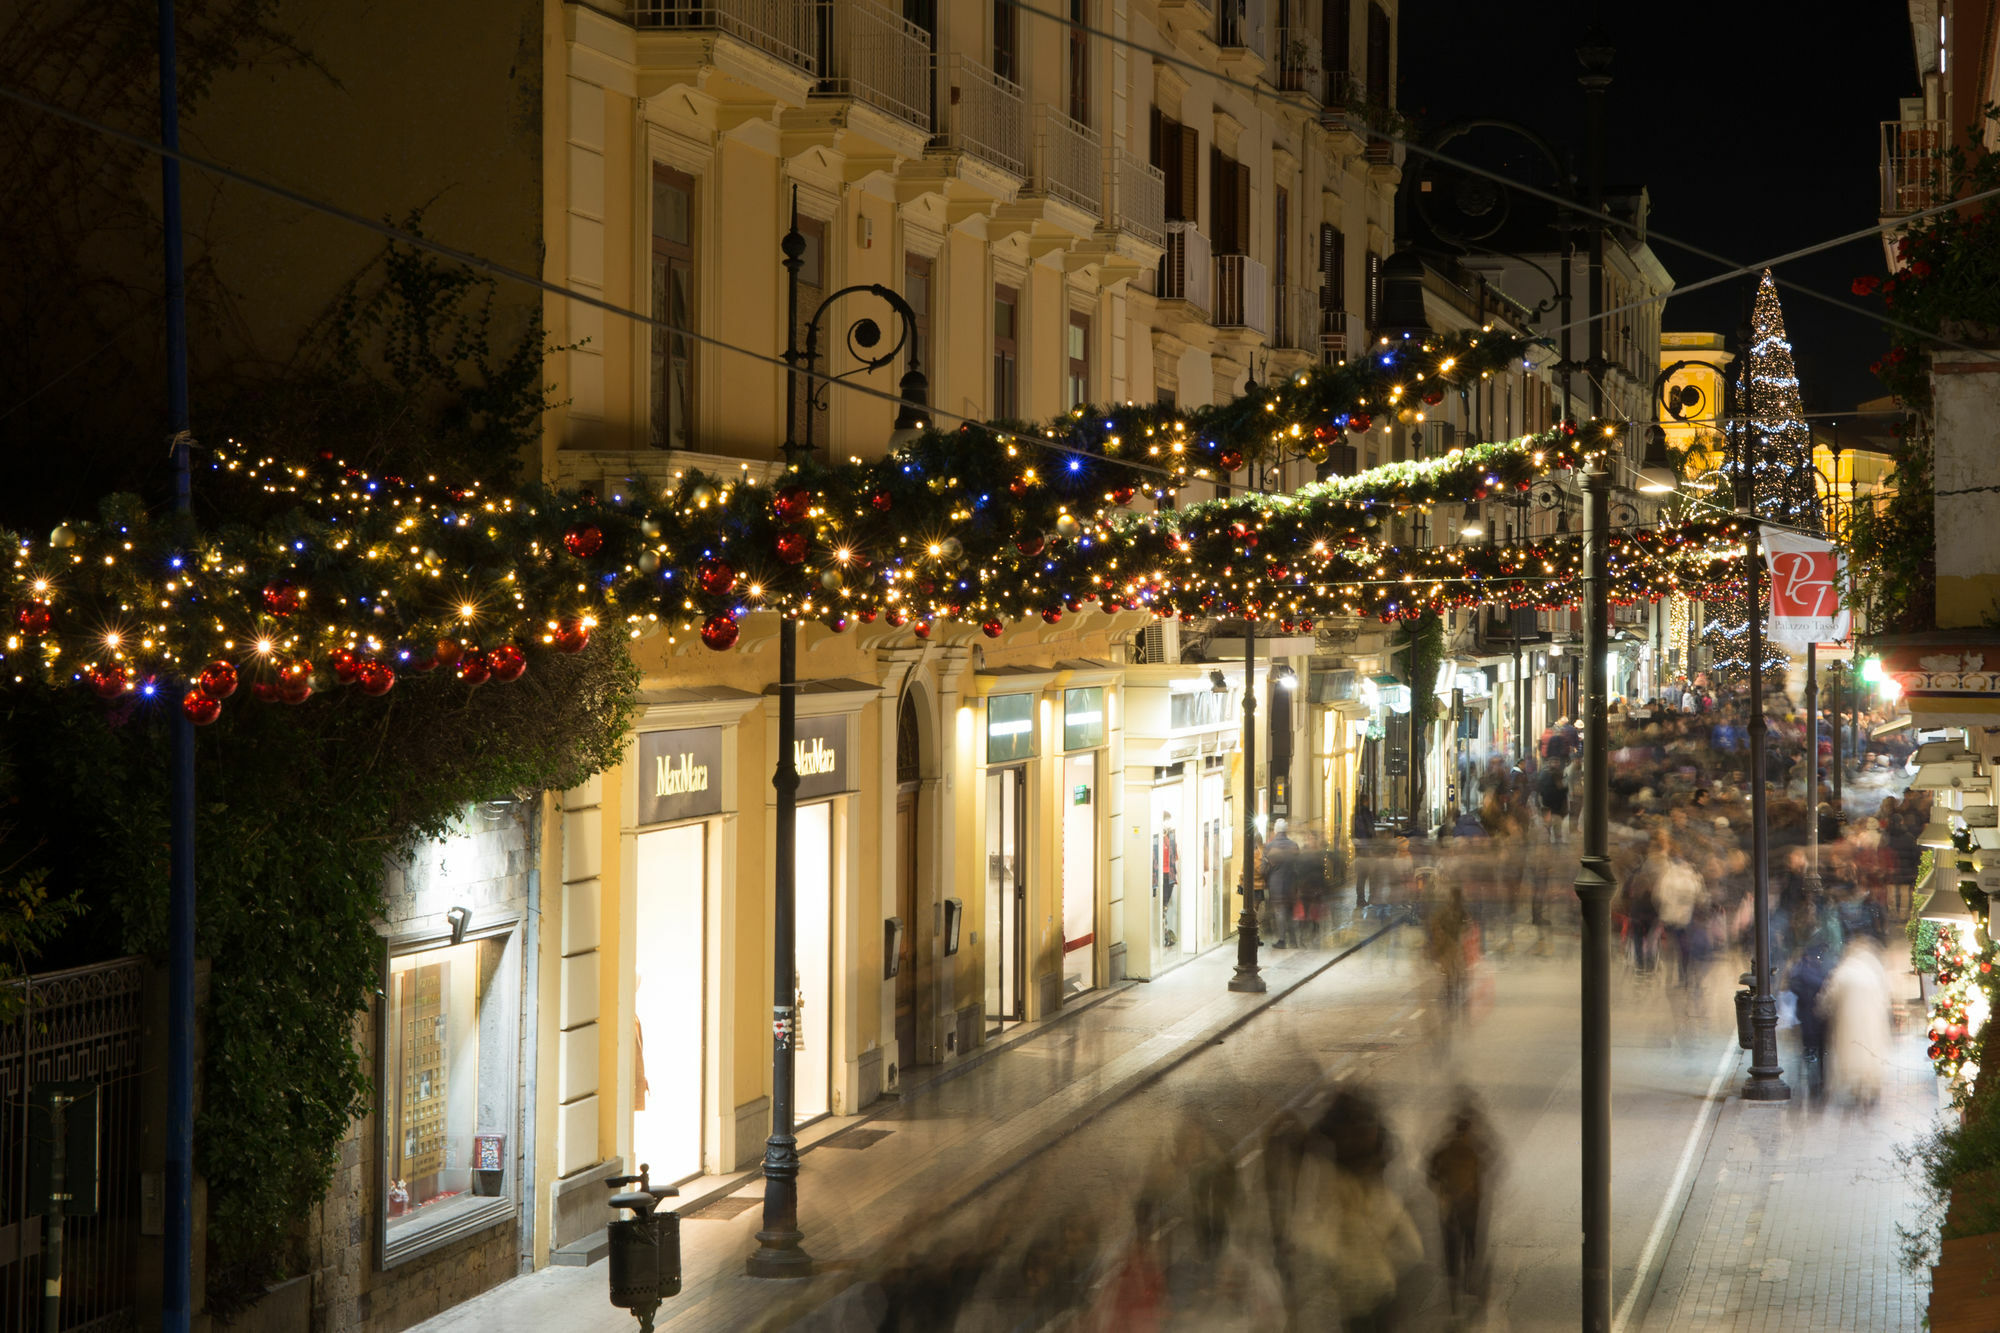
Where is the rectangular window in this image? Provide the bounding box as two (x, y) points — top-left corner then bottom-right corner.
(994, 0), (1017, 81)
(384, 932), (519, 1265)
(1210, 149), (1249, 254)
(1320, 222), (1346, 316)
(791, 215), (827, 442)
(1366, 2), (1390, 104)
(993, 284), (1019, 419)
(650, 166), (696, 450)
(904, 252), (933, 378)
(1151, 110), (1199, 223)
(1068, 0), (1090, 125)
(1321, 0), (1349, 80)
(1067, 310), (1091, 410)
(1364, 249), (1382, 328)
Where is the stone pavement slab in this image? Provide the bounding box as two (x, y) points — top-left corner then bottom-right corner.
(1638, 984), (1947, 1331)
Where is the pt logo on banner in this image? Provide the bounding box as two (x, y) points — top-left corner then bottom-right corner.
(1763, 528), (1850, 646)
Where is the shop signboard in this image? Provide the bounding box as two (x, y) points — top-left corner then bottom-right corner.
(794, 714), (854, 800)
(1063, 687), (1106, 751)
(987, 693), (1036, 764)
(638, 727), (724, 825)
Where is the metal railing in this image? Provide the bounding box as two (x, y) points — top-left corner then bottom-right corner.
(942, 55), (1025, 178)
(1881, 118), (1948, 216)
(1215, 5), (1267, 58)
(815, 0), (931, 132)
(1319, 70), (1364, 122)
(1274, 27), (1319, 94)
(0, 958), (147, 1332)
(1029, 107), (1102, 214)
(1160, 222), (1212, 315)
(1104, 148), (1166, 246)
(1273, 283), (1318, 350)
(629, 0), (817, 74)
(1320, 329), (1347, 364)
(1214, 253), (1270, 335)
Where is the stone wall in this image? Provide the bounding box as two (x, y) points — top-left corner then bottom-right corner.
(306, 803), (536, 1331)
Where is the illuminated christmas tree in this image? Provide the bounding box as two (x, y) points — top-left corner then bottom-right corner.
(1701, 269), (1820, 684)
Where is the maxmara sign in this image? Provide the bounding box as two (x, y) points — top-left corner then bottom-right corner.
(793, 715), (852, 801)
(638, 727), (724, 825)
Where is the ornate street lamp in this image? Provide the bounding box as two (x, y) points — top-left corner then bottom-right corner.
(747, 197), (929, 1281)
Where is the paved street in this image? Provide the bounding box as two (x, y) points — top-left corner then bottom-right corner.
(419, 908), (1944, 1332)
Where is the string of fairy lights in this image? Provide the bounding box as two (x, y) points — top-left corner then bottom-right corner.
(3, 333), (1753, 724)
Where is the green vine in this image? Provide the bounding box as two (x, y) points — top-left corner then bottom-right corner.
(1405, 610), (1445, 823)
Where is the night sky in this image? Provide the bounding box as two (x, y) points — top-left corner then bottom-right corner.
(1398, 0), (1919, 415)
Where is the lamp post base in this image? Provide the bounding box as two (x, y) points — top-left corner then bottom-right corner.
(745, 1236), (814, 1279)
(1227, 968), (1268, 994)
(1743, 996), (1791, 1102)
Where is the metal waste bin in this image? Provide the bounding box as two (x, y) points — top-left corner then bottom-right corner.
(1734, 972), (1755, 1050)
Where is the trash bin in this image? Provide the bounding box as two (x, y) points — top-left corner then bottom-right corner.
(1734, 973), (1755, 1050)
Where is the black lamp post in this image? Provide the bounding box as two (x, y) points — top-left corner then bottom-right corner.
(747, 198), (928, 1281)
(1231, 621), (1266, 994)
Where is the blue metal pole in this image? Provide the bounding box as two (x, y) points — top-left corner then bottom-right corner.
(157, 0), (197, 1325)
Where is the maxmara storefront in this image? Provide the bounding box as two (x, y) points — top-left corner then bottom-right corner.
(524, 609), (1199, 1262)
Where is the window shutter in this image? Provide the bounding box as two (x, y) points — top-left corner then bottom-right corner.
(1210, 146), (1227, 245)
(1178, 126), (1199, 221)
(1150, 106), (1163, 167)
(1233, 162), (1251, 256)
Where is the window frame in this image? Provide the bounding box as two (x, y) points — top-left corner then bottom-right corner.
(377, 921), (523, 1270)
(1066, 308), (1092, 410)
(650, 165), (699, 451)
(993, 283), (1020, 419)
(1068, 0), (1090, 125)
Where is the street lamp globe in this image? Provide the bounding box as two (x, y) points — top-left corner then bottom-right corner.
(1637, 425), (1678, 494)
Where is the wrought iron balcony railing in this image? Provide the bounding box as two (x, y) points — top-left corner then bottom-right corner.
(629, 0), (817, 74)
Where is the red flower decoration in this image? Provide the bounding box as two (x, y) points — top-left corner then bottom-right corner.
(1850, 274), (1882, 296)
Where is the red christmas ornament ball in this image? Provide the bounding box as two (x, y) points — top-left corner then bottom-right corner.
(1017, 535), (1045, 557)
(1348, 413), (1372, 433)
(1421, 386), (1445, 406)
(773, 485), (813, 523)
(331, 648), (363, 684)
(435, 639), (464, 667)
(1218, 449), (1245, 472)
(563, 524), (605, 558)
(251, 681), (281, 703)
(278, 661), (314, 704)
(981, 620), (1004, 639)
(699, 614), (740, 651)
(15, 602), (51, 634)
(886, 608), (909, 628)
(697, 559), (736, 596)
(89, 664), (129, 699)
(358, 661), (397, 696)
(182, 690), (222, 725)
(1110, 485), (1137, 506)
(1009, 478), (1031, 497)
(774, 531), (809, 565)
(1042, 608), (1063, 624)
(870, 490), (894, 513)
(553, 620), (591, 654)
(199, 660), (239, 699)
(262, 580), (302, 616)
(912, 620), (932, 640)
(457, 650), (492, 685)
(488, 643), (528, 683)
(826, 614), (850, 634)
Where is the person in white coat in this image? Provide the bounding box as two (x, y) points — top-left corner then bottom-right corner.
(1818, 937), (1895, 1109)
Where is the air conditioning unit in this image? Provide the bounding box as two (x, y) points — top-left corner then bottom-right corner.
(1133, 620), (1180, 664)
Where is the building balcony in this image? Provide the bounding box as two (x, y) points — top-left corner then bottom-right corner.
(1271, 283), (1318, 353)
(939, 54), (1025, 179)
(1159, 222), (1212, 317)
(813, 0), (931, 133)
(1273, 27), (1318, 96)
(1027, 107), (1102, 216)
(1103, 147), (1166, 248)
(1214, 253), (1270, 338)
(1318, 71), (1368, 145)
(1881, 117), (1947, 219)
(628, 0), (817, 74)
(1215, 8), (1267, 59)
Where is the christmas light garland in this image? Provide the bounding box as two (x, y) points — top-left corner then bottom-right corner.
(1, 333), (1748, 723)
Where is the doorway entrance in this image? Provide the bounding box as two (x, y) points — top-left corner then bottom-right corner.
(984, 765), (1026, 1032)
(1060, 751), (1096, 998)
(634, 822), (706, 1185)
(795, 800), (835, 1123)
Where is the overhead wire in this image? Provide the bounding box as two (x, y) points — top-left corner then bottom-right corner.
(986, 0), (1988, 356)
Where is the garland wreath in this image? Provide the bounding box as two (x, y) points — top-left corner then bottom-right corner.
(1, 332), (1747, 723)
